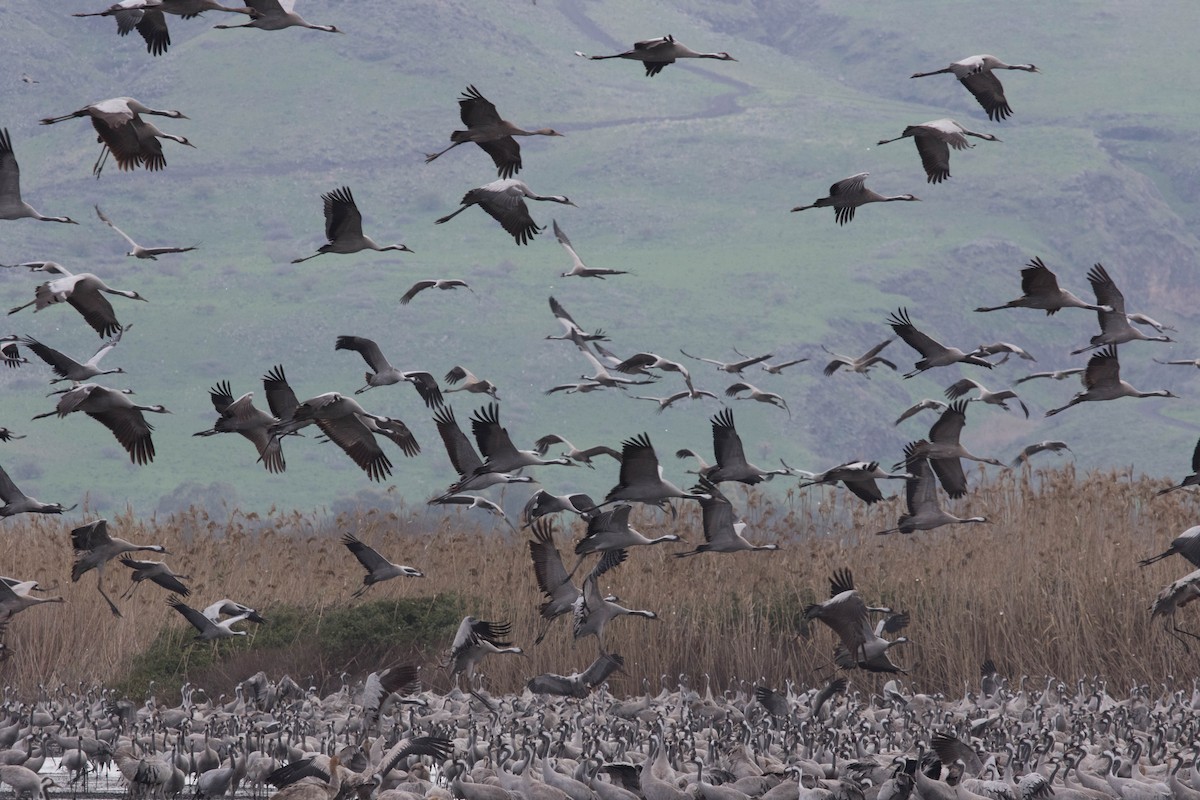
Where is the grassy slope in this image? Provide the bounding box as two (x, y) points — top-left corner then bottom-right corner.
(0, 1), (1198, 517)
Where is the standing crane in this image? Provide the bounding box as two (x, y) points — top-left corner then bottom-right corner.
(292, 187), (412, 263)
(425, 85), (563, 178)
(791, 173), (919, 225)
(911, 54), (1039, 121)
(574, 35), (736, 77)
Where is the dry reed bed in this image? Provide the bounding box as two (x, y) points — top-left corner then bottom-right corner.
(0, 465), (1195, 699)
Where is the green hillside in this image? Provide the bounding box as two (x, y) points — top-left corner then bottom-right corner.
(1, 1), (1199, 519)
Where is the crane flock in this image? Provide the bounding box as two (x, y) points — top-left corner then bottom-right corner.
(4, 8), (1200, 800)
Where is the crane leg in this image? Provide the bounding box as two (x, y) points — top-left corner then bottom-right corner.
(97, 571), (122, 617)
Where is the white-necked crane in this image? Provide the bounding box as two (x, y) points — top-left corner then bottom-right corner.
(1014, 367), (1083, 385)
(911, 55), (1039, 121)
(428, 494), (516, 531)
(791, 173), (919, 225)
(292, 187), (412, 263)
(574, 35), (736, 77)
(1045, 346), (1177, 416)
(877, 119), (999, 183)
(974, 341), (1036, 363)
(425, 85), (563, 178)
(0, 129), (77, 224)
(435, 179), (575, 245)
(202, 598), (266, 624)
(280, 393), (417, 481)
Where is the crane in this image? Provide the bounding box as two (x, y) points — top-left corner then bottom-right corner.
(876, 119), (999, 183)
(791, 173), (919, 225)
(425, 85), (563, 178)
(574, 35), (736, 77)
(167, 596), (251, 641)
(444, 366), (500, 399)
(213, 0), (341, 32)
(888, 307), (993, 378)
(118, 557), (191, 600)
(803, 568), (910, 673)
(94, 206), (196, 259)
(1156, 438), (1200, 496)
(944, 378), (1029, 417)
(527, 518), (626, 644)
(470, 403), (575, 474)
(334, 335), (443, 406)
(702, 408), (789, 484)
(911, 54), (1039, 121)
(603, 433), (708, 517)
(1045, 346), (1176, 416)
(1072, 263), (1173, 353)
(876, 441), (988, 534)
(1140, 526), (1200, 568)
(447, 617), (522, 683)
(341, 532), (424, 598)
(435, 179), (575, 245)
(431, 405), (533, 497)
(673, 478), (778, 557)
(902, 400), (1005, 499)
(192, 380), (285, 473)
(19, 332), (126, 385)
(975, 257), (1110, 315)
(532, 434), (622, 468)
(9, 271), (147, 338)
(33, 383), (168, 465)
(292, 187), (412, 263)
(553, 221), (628, 279)
(527, 653), (625, 697)
(0, 464), (74, 517)
(0, 129), (77, 224)
(71, 519), (168, 617)
(400, 279), (472, 305)
(725, 382), (789, 415)
(1009, 440), (1072, 467)
(823, 339), (897, 377)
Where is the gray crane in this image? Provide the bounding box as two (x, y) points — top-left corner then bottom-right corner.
(702, 408), (789, 484)
(527, 518), (625, 644)
(71, 519), (167, 616)
(888, 307), (993, 378)
(19, 332), (126, 384)
(292, 187), (412, 263)
(911, 54), (1039, 121)
(193, 381), (285, 473)
(431, 405), (532, 497)
(341, 533), (424, 599)
(435, 179), (575, 245)
(1151, 568), (1200, 649)
(334, 335), (443, 406)
(603, 433), (708, 517)
(94, 206), (196, 259)
(0, 129), (76, 224)
(522, 490), (598, 527)
(1014, 367), (1083, 385)
(823, 339), (897, 377)
(1009, 440), (1072, 467)
(791, 172), (919, 225)
(944, 378), (1029, 417)
(425, 85), (563, 178)
(202, 599), (266, 624)
(74, 0), (259, 55)
(1155, 438), (1200, 496)
(673, 478), (778, 557)
(877, 118), (999, 183)
(1140, 526), (1200, 568)
(572, 505), (681, 567)
(804, 568), (909, 673)
(9, 271), (147, 338)
(553, 221), (628, 279)
(1072, 263), (1173, 353)
(793, 460), (909, 505)
(975, 257), (1110, 315)
(444, 365), (499, 399)
(1045, 346), (1176, 416)
(167, 596), (251, 641)
(213, 0), (341, 32)
(118, 557), (190, 600)
(902, 400), (1005, 498)
(574, 35), (736, 77)
(429, 493), (517, 531)
(0, 465), (74, 517)
(0, 579), (64, 620)
(573, 558), (656, 653)
(447, 617), (522, 683)
(469, 403), (574, 475)
(527, 653), (625, 697)
(0, 765), (56, 800)
(725, 382), (789, 415)
(33, 383), (168, 465)
(533, 434), (621, 468)
(400, 279), (472, 305)
(894, 398), (947, 425)
(680, 348), (773, 375)
(876, 441), (988, 534)
(278, 393), (417, 481)
(630, 388), (718, 413)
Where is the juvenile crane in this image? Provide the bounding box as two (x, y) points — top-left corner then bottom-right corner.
(911, 54), (1040, 121)
(292, 187), (412, 263)
(435, 179), (575, 245)
(574, 35), (736, 77)
(791, 173), (919, 225)
(876, 119), (999, 183)
(1045, 346), (1177, 416)
(425, 85), (563, 178)
(0, 129), (77, 224)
